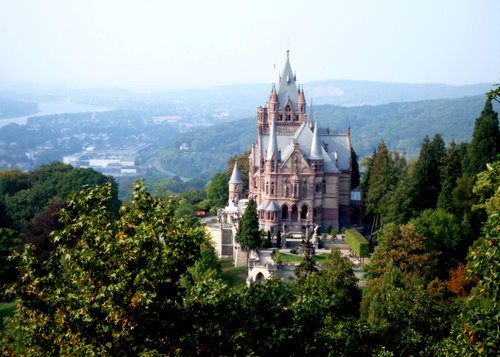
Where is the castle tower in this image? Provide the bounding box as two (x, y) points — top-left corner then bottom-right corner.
(249, 52), (352, 233)
(228, 161), (243, 205)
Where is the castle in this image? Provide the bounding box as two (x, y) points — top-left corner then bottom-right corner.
(210, 52), (353, 263)
(248, 51), (352, 234)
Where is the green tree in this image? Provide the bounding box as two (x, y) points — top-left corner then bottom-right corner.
(443, 158), (500, 355)
(235, 199), (260, 259)
(411, 134), (446, 212)
(205, 172), (228, 212)
(366, 223), (438, 281)
(364, 141), (406, 222)
(410, 209), (471, 276)
(351, 147), (360, 189)
(294, 249), (318, 279)
(2, 181), (208, 354)
(0, 228), (22, 299)
(362, 263), (455, 356)
(464, 99), (500, 175)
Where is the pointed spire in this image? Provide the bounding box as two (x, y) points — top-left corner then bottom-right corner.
(310, 122), (322, 159)
(266, 116), (279, 161)
(277, 50), (299, 109)
(229, 161), (243, 184)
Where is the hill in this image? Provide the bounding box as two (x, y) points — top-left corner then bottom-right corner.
(157, 95), (498, 180)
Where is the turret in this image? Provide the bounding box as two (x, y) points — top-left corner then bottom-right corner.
(229, 162), (243, 204)
(310, 122), (322, 160)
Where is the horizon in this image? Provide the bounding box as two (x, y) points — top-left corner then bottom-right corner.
(1, 0), (499, 90)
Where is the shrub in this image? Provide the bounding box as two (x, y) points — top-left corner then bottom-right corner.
(345, 229), (369, 257)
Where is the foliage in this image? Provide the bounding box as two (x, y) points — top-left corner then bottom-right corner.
(411, 134), (446, 212)
(367, 223), (438, 281)
(443, 158), (500, 355)
(464, 99), (500, 175)
(410, 208), (472, 276)
(0, 228), (21, 299)
(351, 147), (360, 189)
(2, 181), (208, 354)
(2, 162), (119, 231)
(362, 263), (456, 356)
(205, 172), (229, 211)
(345, 229), (369, 257)
(235, 199), (260, 252)
(363, 140), (406, 222)
(294, 249), (318, 279)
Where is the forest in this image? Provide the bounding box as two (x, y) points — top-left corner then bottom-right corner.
(0, 94), (498, 355)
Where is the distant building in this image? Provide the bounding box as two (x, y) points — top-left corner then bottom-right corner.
(63, 143), (152, 177)
(249, 52), (352, 234)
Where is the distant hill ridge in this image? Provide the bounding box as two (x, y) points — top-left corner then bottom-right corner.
(158, 94), (498, 180)
(158, 80), (494, 118)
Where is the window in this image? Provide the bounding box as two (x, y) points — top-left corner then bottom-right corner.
(282, 205), (289, 220)
(271, 182), (275, 195)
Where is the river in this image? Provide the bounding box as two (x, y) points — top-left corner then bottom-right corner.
(0, 101), (112, 127)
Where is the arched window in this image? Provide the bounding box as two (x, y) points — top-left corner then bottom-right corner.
(301, 205), (308, 220)
(282, 204), (289, 220)
(291, 205), (298, 222)
(271, 182), (275, 195)
(265, 182), (269, 194)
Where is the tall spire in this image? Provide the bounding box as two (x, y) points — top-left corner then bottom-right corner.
(229, 161), (243, 184)
(266, 116), (279, 160)
(309, 98), (314, 121)
(310, 122), (322, 159)
(277, 51), (298, 109)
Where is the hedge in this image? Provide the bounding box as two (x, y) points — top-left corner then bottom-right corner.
(345, 229), (369, 257)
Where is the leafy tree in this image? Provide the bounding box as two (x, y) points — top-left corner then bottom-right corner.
(235, 199), (260, 257)
(294, 249), (318, 279)
(366, 223), (438, 281)
(0, 228), (22, 299)
(0, 169), (30, 197)
(205, 172), (228, 212)
(3, 163), (119, 231)
(362, 263), (455, 356)
(410, 209), (471, 276)
(2, 181), (208, 354)
(443, 157), (500, 355)
(464, 99), (500, 175)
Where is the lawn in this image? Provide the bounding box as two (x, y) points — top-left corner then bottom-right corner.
(0, 301), (16, 331)
(220, 259), (247, 289)
(280, 252), (329, 264)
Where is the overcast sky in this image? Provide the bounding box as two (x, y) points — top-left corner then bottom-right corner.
(0, 0), (499, 89)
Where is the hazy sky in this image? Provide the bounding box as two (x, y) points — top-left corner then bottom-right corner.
(1, 0), (499, 89)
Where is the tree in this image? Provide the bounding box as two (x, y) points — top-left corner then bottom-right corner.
(0, 228), (22, 299)
(443, 157), (500, 355)
(350, 147), (360, 189)
(464, 99), (500, 175)
(205, 172), (228, 212)
(364, 140), (406, 222)
(410, 208), (471, 277)
(366, 223), (438, 281)
(2, 181), (208, 354)
(294, 249), (318, 279)
(362, 263), (455, 356)
(235, 199), (260, 258)
(411, 134), (446, 212)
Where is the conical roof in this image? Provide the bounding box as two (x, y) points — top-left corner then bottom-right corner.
(310, 122), (323, 160)
(229, 162), (243, 184)
(266, 116), (279, 160)
(277, 50), (299, 109)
